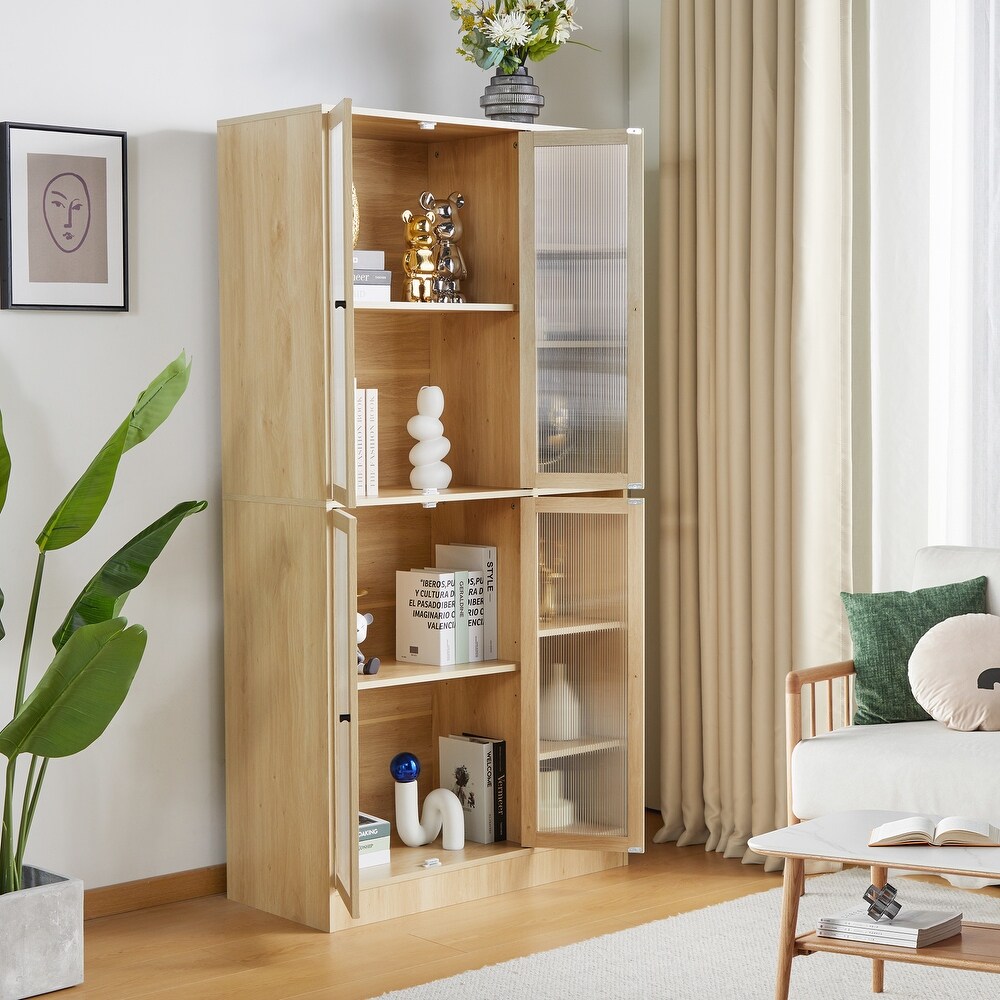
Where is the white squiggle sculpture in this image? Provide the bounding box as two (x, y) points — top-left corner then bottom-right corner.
(390, 752), (465, 850)
(407, 385), (452, 493)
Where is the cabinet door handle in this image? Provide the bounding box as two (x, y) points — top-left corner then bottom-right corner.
(339, 713), (351, 722)
(335, 299), (347, 309)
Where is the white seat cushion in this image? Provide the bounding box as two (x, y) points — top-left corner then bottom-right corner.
(791, 720), (1000, 821)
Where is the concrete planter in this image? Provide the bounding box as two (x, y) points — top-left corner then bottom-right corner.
(0, 866), (84, 999)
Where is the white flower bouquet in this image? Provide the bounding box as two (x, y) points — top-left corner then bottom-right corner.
(450, 0), (584, 75)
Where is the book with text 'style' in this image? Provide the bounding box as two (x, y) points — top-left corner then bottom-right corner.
(435, 544), (497, 660)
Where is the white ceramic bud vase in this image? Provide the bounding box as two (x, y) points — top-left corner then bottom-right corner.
(407, 385), (452, 492)
(539, 662), (582, 741)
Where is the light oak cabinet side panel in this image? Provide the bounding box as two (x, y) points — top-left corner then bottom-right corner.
(219, 110), (330, 501)
(223, 499), (333, 930)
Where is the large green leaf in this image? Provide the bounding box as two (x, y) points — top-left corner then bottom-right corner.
(53, 499), (208, 651)
(0, 409), (8, 642)
(0, 408), (10, 515)
(35, 353), (192, 552)
(0, 618), (147, 760)
(123, 352), (192, 453)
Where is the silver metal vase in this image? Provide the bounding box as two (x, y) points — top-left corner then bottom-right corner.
(480, 66), (545, 123)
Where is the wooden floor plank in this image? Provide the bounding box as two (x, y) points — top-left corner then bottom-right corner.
(69, 812), (783, 1000)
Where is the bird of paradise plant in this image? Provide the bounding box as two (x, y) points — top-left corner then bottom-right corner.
(0, 351), (207, 895)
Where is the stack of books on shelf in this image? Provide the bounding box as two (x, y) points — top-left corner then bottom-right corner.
(438, 732), (506, 844)
(353, 382), (378, 497)
(817, 906), (962, 948)
(395, 543), (497, 666)
(358, 811), (390, 869)
(354, 250), (391, 303)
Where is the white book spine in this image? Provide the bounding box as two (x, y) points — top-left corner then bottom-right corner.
(354, 384), (366, 498)
(353, 250), (385, 269)
(395, 570), (456, 665)
(454, 570), (469, 663)
(358, 848), (391, 869)
(434, 544), (498, 660)
(365, 388), (379, 496)
(353, 283), (391, 303)
(466, 571), (485, 662)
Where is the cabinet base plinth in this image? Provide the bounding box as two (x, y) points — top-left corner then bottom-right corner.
(330, 846), (626, 931)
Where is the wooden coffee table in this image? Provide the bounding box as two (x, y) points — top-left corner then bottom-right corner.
(748, 810), (1000, 999)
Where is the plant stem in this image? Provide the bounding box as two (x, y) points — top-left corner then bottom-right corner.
(15, 551), (46, 716)
(1, 757), (16, 893)
(15, 756), (48, 879)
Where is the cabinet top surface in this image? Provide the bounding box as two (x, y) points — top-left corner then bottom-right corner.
(217, 102), (576, 140)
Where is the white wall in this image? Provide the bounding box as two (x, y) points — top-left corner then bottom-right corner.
(0, 1), (629, 888)
(869, 0), (932, 589)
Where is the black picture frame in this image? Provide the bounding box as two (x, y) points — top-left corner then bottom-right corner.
(0, 122), (128, 311)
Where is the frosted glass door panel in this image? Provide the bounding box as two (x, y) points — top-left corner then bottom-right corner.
(532, 141), (631, 480)
(531, 501), (641, 847)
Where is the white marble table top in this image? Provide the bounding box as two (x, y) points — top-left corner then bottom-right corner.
(748, 810), (1000, 880)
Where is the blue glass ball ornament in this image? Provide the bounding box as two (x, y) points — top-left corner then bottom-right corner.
(390, 751), (421, 783)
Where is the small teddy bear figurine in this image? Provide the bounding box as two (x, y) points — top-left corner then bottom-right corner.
(357, 611), (380, 675)
(419, 191), (467, 303)
(401, 207), (437, 303)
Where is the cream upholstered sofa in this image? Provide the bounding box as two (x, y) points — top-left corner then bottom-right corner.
(787, 545), (1000, 827)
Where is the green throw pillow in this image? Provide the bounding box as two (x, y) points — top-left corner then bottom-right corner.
(841, 576), (988, 725)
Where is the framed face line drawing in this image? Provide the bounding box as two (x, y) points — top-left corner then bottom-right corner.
(1, 122), (128, 311)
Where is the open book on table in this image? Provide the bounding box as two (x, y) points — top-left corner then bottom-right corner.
(869, 814), (1000, 848)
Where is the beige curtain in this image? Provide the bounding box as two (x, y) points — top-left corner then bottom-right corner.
(656, 0), (856, 863)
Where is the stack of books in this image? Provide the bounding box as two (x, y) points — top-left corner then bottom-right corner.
(353, 382), (378, 497)
(817, 905), (963, 948)
(358, 811), (390, 869)
(395, 543), (497, 666)
(438, 732), (506, 844)
(354, 250), (391, 303)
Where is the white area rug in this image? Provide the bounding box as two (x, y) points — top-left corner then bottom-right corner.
(377, 868), (1000, 999)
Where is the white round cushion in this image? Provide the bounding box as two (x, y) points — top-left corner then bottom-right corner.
(908, 613), (1000, 731)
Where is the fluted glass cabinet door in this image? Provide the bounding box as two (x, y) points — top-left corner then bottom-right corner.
(519, 130), (643, 490)
(520, 497), (644, 852)
(328, 101), (360, 507)
(330, 508), (360, 917)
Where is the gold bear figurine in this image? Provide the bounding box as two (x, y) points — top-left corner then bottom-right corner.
(401, 207), (437, 303)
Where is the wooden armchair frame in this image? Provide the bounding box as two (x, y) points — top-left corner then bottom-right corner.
(785, 660), (856, 824)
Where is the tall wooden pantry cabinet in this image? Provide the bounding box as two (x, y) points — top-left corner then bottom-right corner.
(218, 101), (644, 932)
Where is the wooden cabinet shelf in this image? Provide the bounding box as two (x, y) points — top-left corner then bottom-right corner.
(538, 736), (624, 760)
(219, 100), (644, 933)
(359, 840), (527, 888)
(355, 301), (516, 313)
(354, 487), (532, 507)
(358, 658), (517, 690)
(538, 617), (625, 637)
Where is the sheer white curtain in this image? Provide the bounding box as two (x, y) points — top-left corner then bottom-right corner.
(871, 0), (1000, 587)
